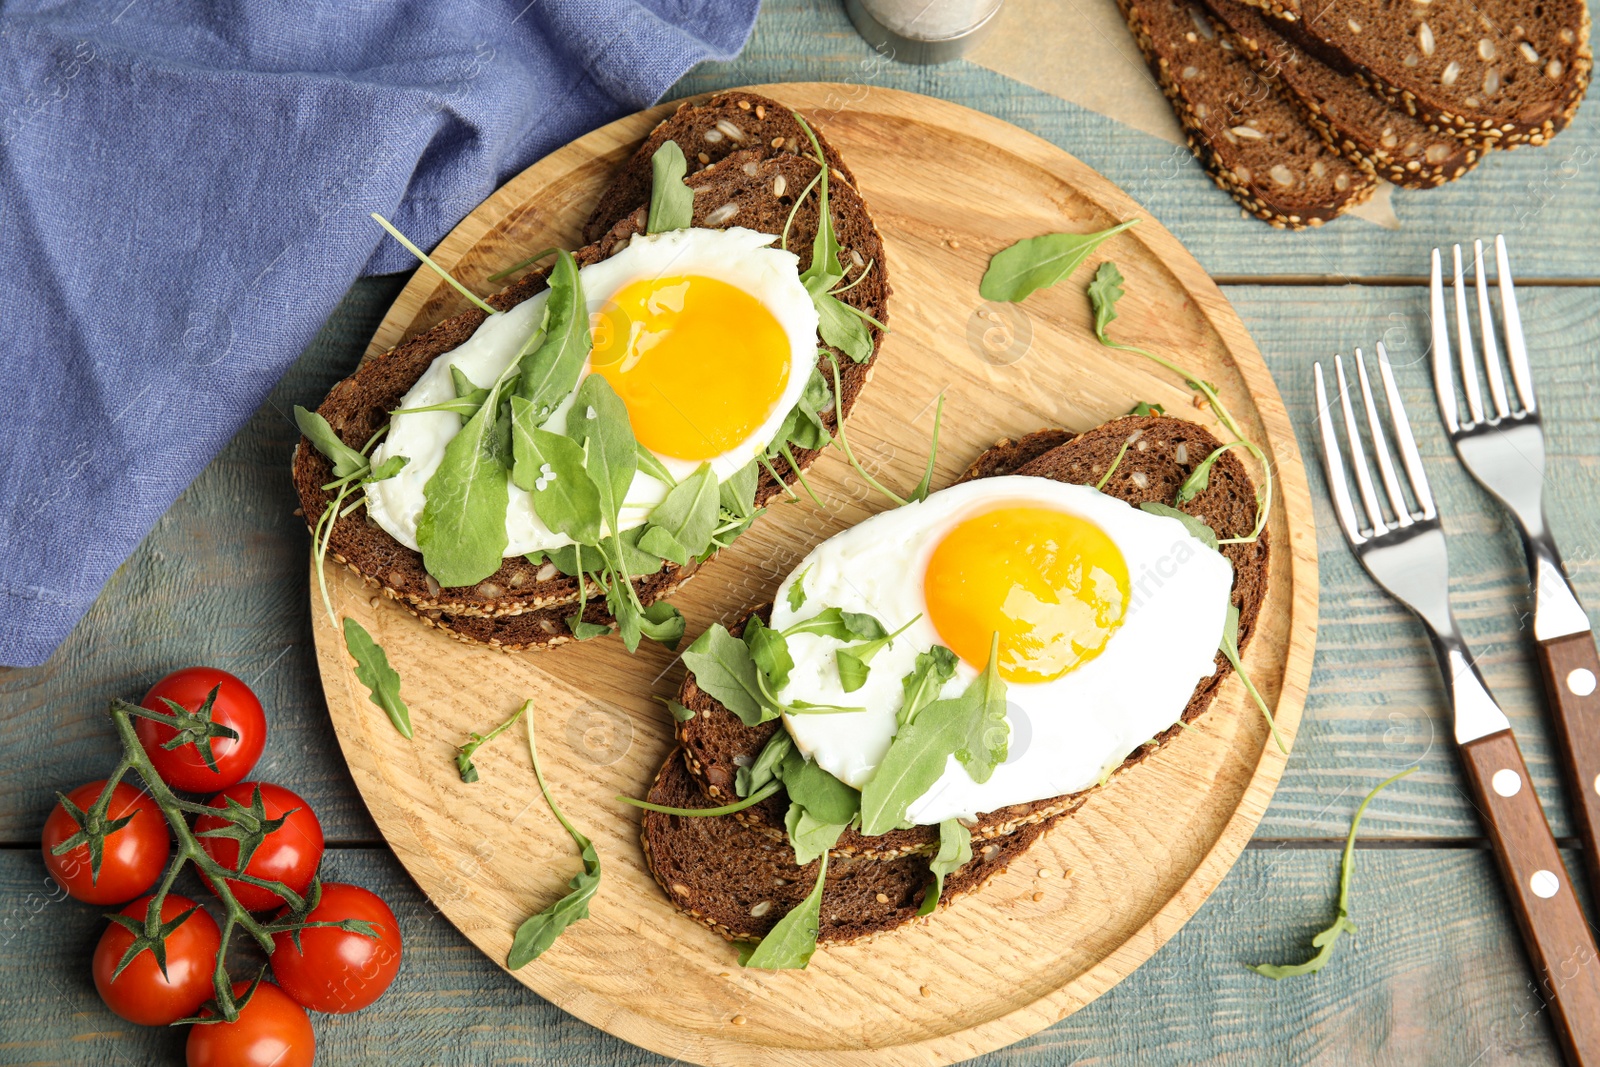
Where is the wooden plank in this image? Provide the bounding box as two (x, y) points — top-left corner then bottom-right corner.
(676, 0), (1600, 282)
(0, 845), (1563, 1064)
(2, 282), (1594, 844)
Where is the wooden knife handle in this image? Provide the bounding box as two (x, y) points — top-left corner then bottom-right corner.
(1461, 729), (1600, 1066)
(1537, 632), (1600, 896)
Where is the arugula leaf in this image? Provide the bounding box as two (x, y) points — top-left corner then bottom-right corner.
(665, 699), (696, 723)
(835, 615), (920, 694)
(1249, 767), (1415, 979)
(294, 406), (367, 480)
(737, 731), (794, 798)
(510, 412), (603, 543)
(636, 464), (719, 565)
(569, 376), (638, 533)
(638, 601), (685, 650)
(635, 444), (678, 488)
(858, 637), (1008, 833)
(739, 851), (828, 970)
(515, 250), (590, 425)
(450, 365), (490, 418)
(898, 645), (958, 727)
(785, 804), (848, 866)
(681, 624), (773, 727)
(1177, 441), (1252, 504)
(918, 818), (972, 916)
(781, 607), (886, 642)
(647, 140), (693, 233)
(795, 114), (843, 290)
(371, 212), (499, 317)
(415, 360), (516, 587)
(365, 455), (409, 483)
(786, 566), (811, 611)
(1139, 502), (1219, 551)
(1088, 260), (1127, 343)
(342, 618), (412, 739)
(979, 220), (1139, 303)
(1128, 400), (1166, 417)
(813, 291), (874, 362)
(911, 394), (945, 503)
(742, 615), (794, 692)
(455, 701), (526, 783)
(779, 746), (860, 826)
(718, 460), (760, 519)
(1221, 602), (1287, 754)
(508, 702), (600, 969)
(1094, 430), (1142, 491)
(775, 371), (834, 451)
(618, 780), (781, 817)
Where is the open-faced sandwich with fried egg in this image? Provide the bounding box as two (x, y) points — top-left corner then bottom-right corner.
(292, 92), (887, 653)
(635, 413), (1270, 968)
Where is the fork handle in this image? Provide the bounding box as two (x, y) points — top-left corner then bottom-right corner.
(1537, 632), (1600, 896)
(1461, 728), (1600, 1066)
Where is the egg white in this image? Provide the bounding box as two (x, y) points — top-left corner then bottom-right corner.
(769, 476), (1235, 825)
(365, 227), (820, 556)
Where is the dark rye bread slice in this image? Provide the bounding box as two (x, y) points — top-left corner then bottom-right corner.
(294, 142), (889, 629)
(1202, 0), (1485, 186)
(1239, 0), (1590, 145)
(583, 90), (855, 245)
(640, 749), (1056, 944)
(673, 414), (1270, 859)
(1121, 0), (1377, 227)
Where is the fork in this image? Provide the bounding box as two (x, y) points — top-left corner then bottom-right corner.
(1431, 236), (1600, 902)
(1315, 346), (1600, 1065)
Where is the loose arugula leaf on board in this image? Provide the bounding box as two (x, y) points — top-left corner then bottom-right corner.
(415, 362), (517, 587)
(979, 220), (1139, 303)
(1221, 602), (1287, 754)
(1249, 767), (1415, 979)
(781, 607), (886, 642)
(898, 645), (959, 727)
(779, 747), (860, 826)
(1128, 400), (1166, 417)
(910, 394), (945, 503)
(739, 851), (828, 970)
(455, 701), (527, 784)
(682, 625), (773, 727)
(918, 818), (973, 916)
(1176, 441), (1251, 504)
(664, 699), (696, 723)
(737, 731), (795, 798)
(294, 406), (367, 480)
(508, 702), (600, 969)
(647, 140), (693, 234)
(742, 615), (794, 692)
(342, 618), (412, 739)
(1139, 502), (1219, 551)
(785, 566), (812, 612)
(636, 464), (719, 565)
(835, 616), (920, 694)
(1087, 260), (1127, 344)
(515, 250), (590, 425)
(785, 805), (848, 866)
(638, 601), (685, 650)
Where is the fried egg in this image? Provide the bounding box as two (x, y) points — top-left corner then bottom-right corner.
(366, 227), (819, 555)
(769, 476), (1235, 825)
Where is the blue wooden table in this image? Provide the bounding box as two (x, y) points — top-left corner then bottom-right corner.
(4, 1), (1599, 1063)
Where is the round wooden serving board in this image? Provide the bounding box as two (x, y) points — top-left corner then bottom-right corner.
(310, 84), (1318, 1066)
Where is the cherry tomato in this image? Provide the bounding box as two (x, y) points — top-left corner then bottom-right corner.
(93, 894), (221, 1025)
(186, 981), (315, 1067)
(195, 783), (323, 912)
(271, 883), (401, 1012)
(136, 667), (266, 793)
(42, 780), (170, 905)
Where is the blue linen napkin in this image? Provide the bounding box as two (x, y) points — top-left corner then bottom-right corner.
(0, 0), (759, 667)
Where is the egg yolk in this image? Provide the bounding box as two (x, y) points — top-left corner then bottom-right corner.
(923, 505), (1130, 683)
(588, 275), (791, 461)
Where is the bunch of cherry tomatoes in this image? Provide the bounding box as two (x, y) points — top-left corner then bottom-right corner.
(42, 667), (403, 1066)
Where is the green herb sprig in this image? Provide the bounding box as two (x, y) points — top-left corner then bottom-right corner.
(455, 702), (528, 783)
(979, 220), (1139, 303)
(1249, 767), (1416, 979)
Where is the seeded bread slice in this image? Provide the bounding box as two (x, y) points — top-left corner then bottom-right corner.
(1121, 0), (1377, 227)
(294, 132), (888, 628)
(1237, 0), (1590, 145)
(1202, 0), (1486, 186)
(584, 90), (856, 244)
(671, 414), (1270, 857)
(640, 749), (1057, 945)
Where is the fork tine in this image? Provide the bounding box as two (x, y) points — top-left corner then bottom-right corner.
(1376, 342), (1437, 520)
(1453, 244), (1486, 425)
(1472, 239), (1512, 419)
(1430, 248), (1461, 434)
(1335, 354), (1389, 535)
(1355, 349), (1412, 527)
(1314, 361), (1368, 546)
(1495, 234), (1537, 414)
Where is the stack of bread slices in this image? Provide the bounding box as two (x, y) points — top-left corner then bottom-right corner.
(1119, 0), (1591, 226)
(643, 415), (1270, 948)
